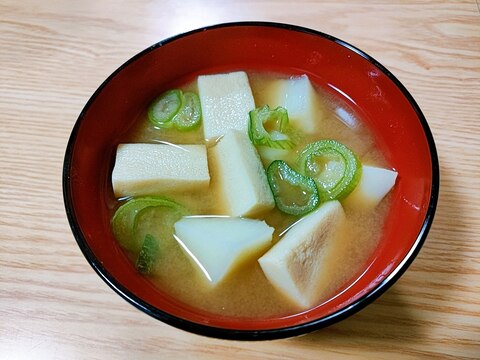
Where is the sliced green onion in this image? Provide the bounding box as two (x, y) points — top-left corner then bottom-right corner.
(133, 204), (185, 244)
(112, 196), (187, 253)
(248, 105), (295, 149)
(298, 139), (362, 201)
(136, 234), (159, 275)
(148, 89), (183, 128)
(267, 160), (319, 216)
(172, 92), (202, 131)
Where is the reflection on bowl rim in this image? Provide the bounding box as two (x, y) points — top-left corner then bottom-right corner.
(63, 21), (439, 341)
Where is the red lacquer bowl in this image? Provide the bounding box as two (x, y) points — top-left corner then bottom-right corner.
(63, 22), (439, 340)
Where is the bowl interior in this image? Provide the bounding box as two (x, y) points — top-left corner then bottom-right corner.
(64, 23), (437, 337)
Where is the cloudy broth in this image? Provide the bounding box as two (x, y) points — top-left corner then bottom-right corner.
(112, 72), (391, 319)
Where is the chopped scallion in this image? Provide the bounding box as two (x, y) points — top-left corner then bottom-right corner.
(172, 92), (202, 131)
(148, 89), (183, 128)
(267, 160), (319, 216)
(112, 196), (187, 253)
(298, 139), (362, 201)
(248, 105), (295, 149)
(136, 234), (159, 275)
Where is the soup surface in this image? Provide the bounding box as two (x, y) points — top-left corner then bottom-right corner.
(109, 71), (392, 319)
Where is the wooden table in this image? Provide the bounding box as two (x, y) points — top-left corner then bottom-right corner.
(1, 1), (479, 358)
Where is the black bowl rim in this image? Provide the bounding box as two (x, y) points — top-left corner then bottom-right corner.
(63, 21), (439, 341)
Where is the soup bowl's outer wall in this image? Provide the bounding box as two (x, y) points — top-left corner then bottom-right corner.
(63, 22), (439, 340)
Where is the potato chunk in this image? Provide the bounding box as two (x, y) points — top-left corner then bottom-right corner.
(174, 216), (274, 285)
(258, 201), (346, 309)
(198, 71), (256, 141)
(344, 165), (398, 209)
(210, 130), (275, 217)
(255, 74), (325, 134)
(112, 143), (210, 197)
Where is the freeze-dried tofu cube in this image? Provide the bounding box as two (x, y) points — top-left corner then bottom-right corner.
(112, 143), (210, 197)
(210, 130), (275, 217)
(198, 71), (255, 141)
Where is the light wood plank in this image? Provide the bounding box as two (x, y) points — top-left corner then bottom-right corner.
(1, 1), (479, 359)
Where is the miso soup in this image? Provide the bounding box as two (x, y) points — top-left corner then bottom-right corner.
(109, 71), (396, 319)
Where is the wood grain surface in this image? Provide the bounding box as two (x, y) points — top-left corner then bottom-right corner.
(1, 1), (479, 359)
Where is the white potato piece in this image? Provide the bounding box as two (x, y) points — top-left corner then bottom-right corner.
(210, 130), (275, 217)
(198, 71), (256, 141)
(344, 165), (398, 209)
(256, 74), (325, 134)
(112, 143), (210, 197)
(258, 201), (346, 309)
(174, 216), (274, 285)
